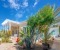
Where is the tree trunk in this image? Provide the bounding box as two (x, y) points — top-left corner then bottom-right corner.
(44, 28), (48, 43)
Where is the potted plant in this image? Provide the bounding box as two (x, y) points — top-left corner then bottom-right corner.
(27, 5), (60, 50)
(36, 6), (54, 50)
(36, 5), (60, 50)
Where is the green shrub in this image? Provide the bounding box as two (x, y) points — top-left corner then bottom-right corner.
(18, 41), (24, 46)
(2, 37), (10, 43)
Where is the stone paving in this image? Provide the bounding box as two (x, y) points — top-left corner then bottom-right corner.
(0, 39), (60, 50)
(51, 39), (60, 50)
(0, 43), (17, 50)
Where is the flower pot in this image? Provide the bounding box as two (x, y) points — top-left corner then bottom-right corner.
(42, 43), (50, 50)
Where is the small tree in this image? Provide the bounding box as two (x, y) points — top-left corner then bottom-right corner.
(27, 5), (56, 43)
(37, 5), (54, 43)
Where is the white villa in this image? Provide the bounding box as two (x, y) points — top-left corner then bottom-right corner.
(2, 19), (27, 37)
(1, 19), (60, 38)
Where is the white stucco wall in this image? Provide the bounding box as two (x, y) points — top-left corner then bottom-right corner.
(49, 27), (59, 38)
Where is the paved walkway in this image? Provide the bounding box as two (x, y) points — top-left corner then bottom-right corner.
(0, 43), (17, 50)
(51, 39), (60, 50)
(0, 39), (60, 50)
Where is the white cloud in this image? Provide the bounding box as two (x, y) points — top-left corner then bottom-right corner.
(15, 13), (23, 18)
(15, 12), (23, 21)
(8, 0), (20, 10)
(2, 0), (28, 10)
(22, 0), (28, 7)
(33, 0), (39, 7)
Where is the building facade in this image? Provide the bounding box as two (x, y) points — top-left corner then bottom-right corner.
(2, 19), (27, 37)
(2, 19), (60, 38)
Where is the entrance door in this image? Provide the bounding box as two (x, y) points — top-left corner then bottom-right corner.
(14, 30), (18, 37)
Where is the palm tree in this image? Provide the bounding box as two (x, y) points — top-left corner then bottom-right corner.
(27, 5), (60, 43)
(36, 5), (55, 43)
(27, 5), (60, 50)
(36, 5), (60, 43)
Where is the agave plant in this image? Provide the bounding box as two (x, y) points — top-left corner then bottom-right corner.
(19, 26), (33, 49)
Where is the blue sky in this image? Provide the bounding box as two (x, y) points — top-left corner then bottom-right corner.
(0, 0), (60, 30)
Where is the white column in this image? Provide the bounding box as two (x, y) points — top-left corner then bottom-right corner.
(9, 22), (12, 36)
(6, 24), (7, 33)
(9, 22), (11, 30)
